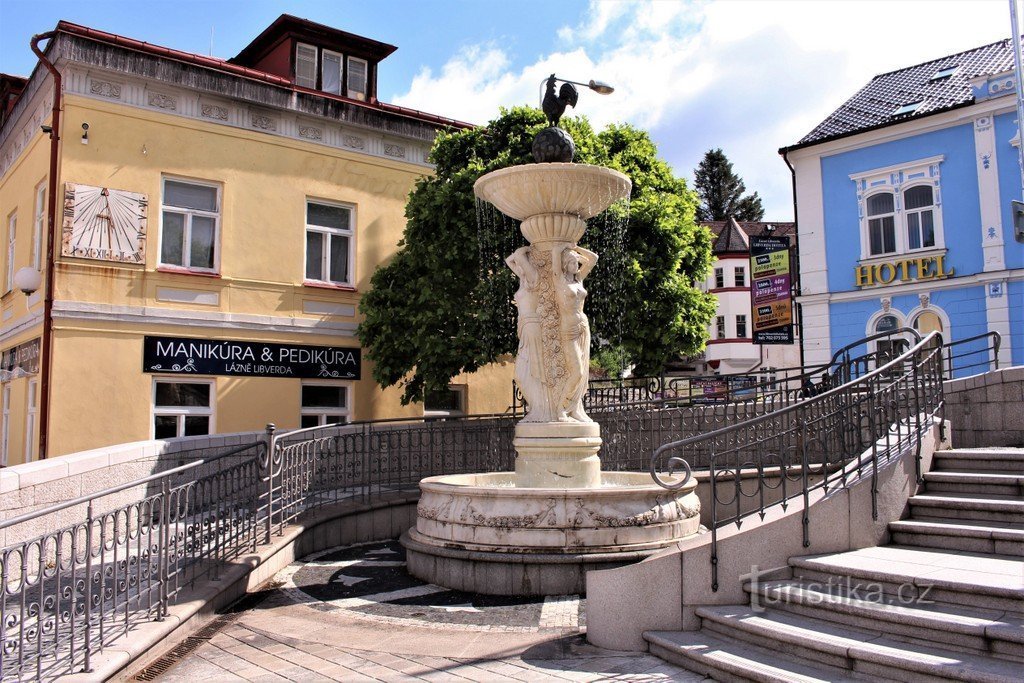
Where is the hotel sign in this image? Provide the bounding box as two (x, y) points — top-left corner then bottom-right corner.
(749, 236), (794, 344)
(0, 338), (41, 381)
(855, 254), (954, 287)
(143, 336), (361, 379)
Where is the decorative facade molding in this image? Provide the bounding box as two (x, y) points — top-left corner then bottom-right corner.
(250, 112), (277, 131)
(89, 80), (122, 99)
(880, 297), (892, 313)
(201, 104), (229, 121)
(384, 143), (406, 158)
(344, 135), (365, 149)
(147, 93), (177, 110)
(919, 292), (930, 309)
(298, 125), (322, 141)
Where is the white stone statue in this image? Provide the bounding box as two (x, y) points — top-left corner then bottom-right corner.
(551, 244), (597, 422)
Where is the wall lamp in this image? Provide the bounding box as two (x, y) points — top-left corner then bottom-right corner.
(81, 122), (89, 145)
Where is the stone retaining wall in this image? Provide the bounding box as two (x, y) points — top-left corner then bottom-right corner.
(943, 366), (1024, 449)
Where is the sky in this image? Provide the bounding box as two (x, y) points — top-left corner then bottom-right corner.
(0, 0), (1015, 220)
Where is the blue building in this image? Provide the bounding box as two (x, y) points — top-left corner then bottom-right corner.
(781, 39), (1023, 375)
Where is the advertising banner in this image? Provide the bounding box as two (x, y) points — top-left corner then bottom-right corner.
(690, 377), (728, 404)
(0, 338), (41, 381)
(143, 336), (361, 379)
(750, 235), (794, 344)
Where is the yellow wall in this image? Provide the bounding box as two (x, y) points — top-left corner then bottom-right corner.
(1, 95), (514, 461)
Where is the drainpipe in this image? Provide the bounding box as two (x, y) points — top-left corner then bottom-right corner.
(782, 148), (805, 372)
(30, 31), (60, 460)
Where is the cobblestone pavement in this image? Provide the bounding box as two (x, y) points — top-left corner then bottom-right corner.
(152, 541), (704, 682)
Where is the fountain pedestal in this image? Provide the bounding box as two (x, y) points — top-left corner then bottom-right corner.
(400, 161), (701, 596)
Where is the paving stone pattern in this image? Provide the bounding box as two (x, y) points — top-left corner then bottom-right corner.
(156, 541), (702, 682)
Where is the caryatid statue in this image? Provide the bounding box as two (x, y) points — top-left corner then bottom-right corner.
(506, 243), (597, 424)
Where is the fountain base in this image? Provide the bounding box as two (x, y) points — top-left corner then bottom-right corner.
(401, 472), (700, 596)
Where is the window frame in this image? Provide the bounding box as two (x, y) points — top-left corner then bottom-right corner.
(151, 378), (215, 439)
(300, 380), (351, 428)
(713, 267), (724, 289)
(347, 56), (368, 100)
(423, 384), (467, 419)
(24, 379), (37, 463)
(902, 184), (937, 252)
(851, 156), (945, 262)
(159, 176), (222, 274)
(736, 314), (747, 339)
(304, 198), (355, 287)
(295, 42), (318, 90)
(33, 181), (45, 271)
(715, 315), (726, 340)
(734, 265), (746, 288)
(321, 48), (344, 96)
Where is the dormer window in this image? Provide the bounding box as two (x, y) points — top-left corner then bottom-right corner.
(322, 50), (343, 95)
(348, 57), (367, 101)
(295, 43), (317, 89)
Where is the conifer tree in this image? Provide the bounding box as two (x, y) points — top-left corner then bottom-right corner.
(694, 148), (765, 221)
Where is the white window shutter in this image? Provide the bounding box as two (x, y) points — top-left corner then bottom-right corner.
(295, 43), (317, 89)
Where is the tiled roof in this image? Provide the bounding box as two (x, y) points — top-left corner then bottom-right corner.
(701, 219), (796, 254)
(787, 38), (1015, 150)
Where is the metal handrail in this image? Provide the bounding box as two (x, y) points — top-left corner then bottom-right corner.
(649, 331), (946, 591)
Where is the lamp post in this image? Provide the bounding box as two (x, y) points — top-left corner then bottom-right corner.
(537, 75), (615, 109)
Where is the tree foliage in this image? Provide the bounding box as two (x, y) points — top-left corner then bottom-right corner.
(357, 107), (716, 404)
(694, 148), (765, 221)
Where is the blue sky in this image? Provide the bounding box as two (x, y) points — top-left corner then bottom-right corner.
(0, 0), (1013, 219)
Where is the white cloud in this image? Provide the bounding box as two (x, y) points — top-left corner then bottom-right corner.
(392, 0), (1009, 219)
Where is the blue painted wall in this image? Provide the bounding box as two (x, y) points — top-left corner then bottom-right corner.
(1009, 280), (1024, 367)
(994, 111), (1024, 270)
(829, 285), (989, 378)
(820, 122), (982, 294)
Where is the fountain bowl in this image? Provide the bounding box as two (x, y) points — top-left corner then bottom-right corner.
(401, 472), (699, 596)
(473, 163), (631, 224)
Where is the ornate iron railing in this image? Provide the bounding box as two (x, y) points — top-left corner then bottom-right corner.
(650, 330), (947, 591)
(0, 441), (266, 681)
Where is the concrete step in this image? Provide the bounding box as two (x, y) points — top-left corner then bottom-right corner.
(745, 578), (1024, 661)
(889, 518), (1024, 557)
(908, 494), (1024, 525)
(789, 546), (1024, 613)
(933, 449), (1024, 474)
(923, 471), (1024, 497)
(695, 605), (1022, 682)
(645, 628), (865, 683)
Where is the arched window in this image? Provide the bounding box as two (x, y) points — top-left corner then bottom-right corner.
(874, 314), (900, 334)
(873, 314), (907, 366)
(904, 186), (935, 250)
(866, 193), (896, 256)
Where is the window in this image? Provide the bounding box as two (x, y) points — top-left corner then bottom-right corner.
(866, 193), (896, 256)
(736, 314), (747, 338)
(295, 43), (318, 89)
(892, 101), (923, 116)
(5, 212), (15, 292)
(851, 156), (945, 261)
(300, 381), (349, 428)
(322, 50), (343, 95)
(734, 266), (746, 288)
(1, 385), (9, 467)
(424, 385), (466, 419)
(714, 267), (724, 289)
(33, 183), (45, 270)
(24, 379), (37, 463)
(347, 57), (368, 100)
(904, 186), (935, 251)
(872, 314), (908, 367)
(305, 200), (353, 285)
(716, 315), (726, 339)
(153, 380), (214, 439)
(161, 178), (220, 272)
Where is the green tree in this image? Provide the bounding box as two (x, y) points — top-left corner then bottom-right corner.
(693, 148), (765, 221)
(357, 107), (716, 404)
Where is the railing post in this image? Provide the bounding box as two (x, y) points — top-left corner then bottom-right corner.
(158, 478), (171, 620)
(82, 501), (94, 673)
(264, 423), (276, 545)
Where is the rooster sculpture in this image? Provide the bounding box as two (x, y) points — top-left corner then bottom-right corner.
(542, 74), (579, 127)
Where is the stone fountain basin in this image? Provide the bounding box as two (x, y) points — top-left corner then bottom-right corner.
(409, 472), (699, 553)
(473, 163), (631, 222)
(402, 471), (699, 595)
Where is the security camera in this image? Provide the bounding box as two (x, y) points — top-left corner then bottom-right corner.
(13, 267), (42, 295)
(81, 122), (89, 131)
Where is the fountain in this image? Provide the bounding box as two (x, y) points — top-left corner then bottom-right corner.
(401, 77), (700, 595)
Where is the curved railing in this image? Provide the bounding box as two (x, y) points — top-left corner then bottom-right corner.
(649, 330), (946, 591)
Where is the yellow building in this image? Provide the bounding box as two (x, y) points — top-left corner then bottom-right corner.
(0, 15), (513, 464)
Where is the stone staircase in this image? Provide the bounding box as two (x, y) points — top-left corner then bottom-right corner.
(644, 448), (1024, 682)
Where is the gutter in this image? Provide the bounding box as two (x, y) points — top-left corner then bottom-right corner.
(29, 31), (60, 461)
(781, 148), (805, 371)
